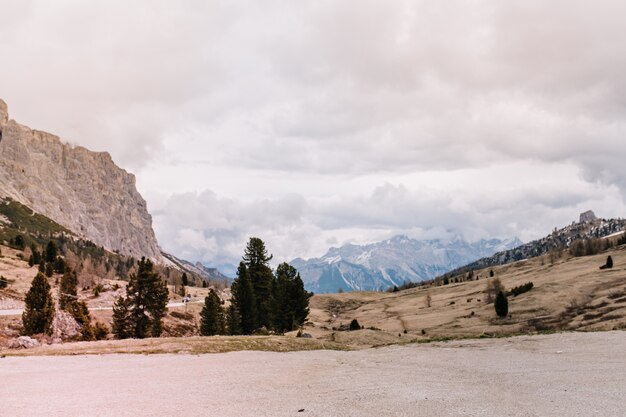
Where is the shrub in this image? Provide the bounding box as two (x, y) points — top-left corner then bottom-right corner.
(0, 275), (8, 289)
(507, 282), (534, 297)
(94, 322), (109, 340)
(349, 319), (361, 331)
(494, 291), (508, 318)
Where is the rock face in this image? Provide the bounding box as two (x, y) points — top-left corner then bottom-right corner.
(0, 99), (161, 260)
(579, 210), (597, 223)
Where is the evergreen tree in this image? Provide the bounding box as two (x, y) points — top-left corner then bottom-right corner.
(14, 235), (25, 250)
(54, 257), (66, 274)
(38, 261), (45, 273)
(226, 304), (242, 335)
(181, 272), (189, 286)
(67, 300), (95, 341)
(22, 272), (55, 335)
(112, 257), (169, 339)
(495, 291), (509, 317)
(178, 284), (186, 297)
(45, 262), (54, 277)
(231, 262), (258, 334)
(59, 269), (78, 310)
(606, 255), (613, 269)
(30, 244), (41, 265)
(200, 289), (225, 336)
(273, 263), (312, 332)
(289, 271), (311, 328)
(112, 296), (131, 339)
(242, 237), (275, 329)
(45, 241), (58, 263)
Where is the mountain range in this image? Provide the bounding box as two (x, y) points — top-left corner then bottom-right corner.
(291, 235), (522, 293)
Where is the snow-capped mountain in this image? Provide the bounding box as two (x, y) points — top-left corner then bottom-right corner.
(291, 235), (522, 293)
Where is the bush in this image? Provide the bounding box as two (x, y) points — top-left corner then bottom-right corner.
(94, 322), (109, 340)
(0, 275), (8, 289)
(507, 282), (534, 297)
(349, 319), (361, 331)
(494, 291), (508, 318)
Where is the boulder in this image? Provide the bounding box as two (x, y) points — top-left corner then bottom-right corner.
(8, 336), (40, 349)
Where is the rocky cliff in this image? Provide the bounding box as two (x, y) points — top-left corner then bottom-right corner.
(0, 98), (161, 260)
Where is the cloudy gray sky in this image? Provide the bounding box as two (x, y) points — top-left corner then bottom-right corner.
(2, 0), (626, 271)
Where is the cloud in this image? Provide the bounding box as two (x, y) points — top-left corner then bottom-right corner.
(2, 1), (626, 267)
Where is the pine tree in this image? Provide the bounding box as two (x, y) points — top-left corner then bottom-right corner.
(45, 241), (57, 263)
(273, 263), (311, 332)
(22, 272), (55, 335)
(112, 257), (169, 339)
(45, 262), (53, 277)
(289, 272), (311, 328)
(181, 272), (189, 286)
(112, 296), (131, 339)
(226, 304), (242, 335)
(67, 300), (95, 341)
(243, 237), (275, 329)
(200, 289), (225, 336)
(59, 269), (78, 310)
(494, 291), (508, 317)
(231, 262), (258, 334)
(38, 261), (45, 273)
(606, 256), (613, 269)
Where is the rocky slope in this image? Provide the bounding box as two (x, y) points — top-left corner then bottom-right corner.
(291, 235), (521, 293)
(0, 98), (161, 260)
(441, 213), (626, 279)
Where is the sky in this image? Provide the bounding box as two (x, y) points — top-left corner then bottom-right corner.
(1, 0), (626, 271)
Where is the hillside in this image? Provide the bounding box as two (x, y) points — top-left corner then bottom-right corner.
(292, 235), (521, 293)
(442, 215), (626, 279)
(0, 98), (160, 260)
(305, 243), (626, 343)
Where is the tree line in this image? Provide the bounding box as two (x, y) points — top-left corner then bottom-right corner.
(199, 237), (312, 335)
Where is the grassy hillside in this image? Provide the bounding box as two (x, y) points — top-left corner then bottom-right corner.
(308, 244), (626, 343)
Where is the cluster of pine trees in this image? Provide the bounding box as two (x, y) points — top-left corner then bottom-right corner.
(112, 257), (169, 339)
(200, 238), (312, 336)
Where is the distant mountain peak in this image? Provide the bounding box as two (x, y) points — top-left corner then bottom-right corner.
(292, 234), (520, 293)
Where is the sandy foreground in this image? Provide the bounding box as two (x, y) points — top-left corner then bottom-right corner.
(1, 332), (625, 417)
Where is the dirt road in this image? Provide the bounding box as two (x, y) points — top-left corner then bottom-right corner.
(1, 331), (624, 416)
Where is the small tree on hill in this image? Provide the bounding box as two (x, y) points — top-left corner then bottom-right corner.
(349, 318), (361, 331)
(45, 241), (58, 263)
(59, 269), (78, 310)
(494, 291), (508, 318)
(181, 272), (189, 286)
(22, 272), (55, 335)
(606, 255), (613, 269)
(200, 289), (225, 336)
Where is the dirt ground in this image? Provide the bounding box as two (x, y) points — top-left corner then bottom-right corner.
(1, 331), (624, 417)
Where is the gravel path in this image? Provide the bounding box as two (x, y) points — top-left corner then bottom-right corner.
(1, 331), (624, 416)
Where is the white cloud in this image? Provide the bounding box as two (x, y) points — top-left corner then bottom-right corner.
(2, 1), (625, 268)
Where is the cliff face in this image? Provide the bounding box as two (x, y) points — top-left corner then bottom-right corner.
(0, 98), (161, 260)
